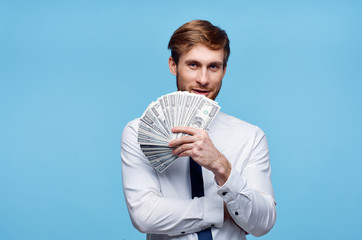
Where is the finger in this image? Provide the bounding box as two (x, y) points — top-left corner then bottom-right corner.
(172, 143), (194, 156)
(171, 126), (200, 135)
(178, 149), (193, 157)
(168, 135), (197, 147)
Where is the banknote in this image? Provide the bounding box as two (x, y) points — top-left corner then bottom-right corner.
(138, 91), (220, 173)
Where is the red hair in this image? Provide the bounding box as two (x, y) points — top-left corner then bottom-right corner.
(168, 20), (230, 68)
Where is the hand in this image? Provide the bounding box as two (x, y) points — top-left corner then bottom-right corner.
(168, 126), (231, 185)
(224, 202), (233, 221)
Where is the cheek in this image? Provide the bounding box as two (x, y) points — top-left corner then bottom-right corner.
(210, 74), (223, 86)
(184, 69), (197, 78)
(179, 71), (196, 83)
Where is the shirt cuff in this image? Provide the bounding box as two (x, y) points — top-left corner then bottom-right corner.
(216, 166), (251, 201)
(216, 167), (255, 232)
(202, 196), (224, 229)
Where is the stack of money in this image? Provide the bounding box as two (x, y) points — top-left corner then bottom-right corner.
(138, 91), (221, 173)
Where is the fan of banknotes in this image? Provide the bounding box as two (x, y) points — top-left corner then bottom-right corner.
(138, 91), (221, 173)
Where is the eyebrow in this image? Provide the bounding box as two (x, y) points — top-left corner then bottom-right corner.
(209, 62), (223, 66)
(184, 59), (223, 66)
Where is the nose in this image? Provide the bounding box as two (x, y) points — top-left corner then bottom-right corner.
(196, 68), (209, 86)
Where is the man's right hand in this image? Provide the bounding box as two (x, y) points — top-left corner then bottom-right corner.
(224, 202), (232, 221)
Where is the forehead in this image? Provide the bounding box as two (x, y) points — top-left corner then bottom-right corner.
(179, 45), (224, 63)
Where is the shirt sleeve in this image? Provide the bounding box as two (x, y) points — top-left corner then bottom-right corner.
(121, 120), (224, 236)
(216, 127), (276, 237)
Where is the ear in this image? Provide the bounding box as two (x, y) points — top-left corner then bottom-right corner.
(168, 57), (177, 76)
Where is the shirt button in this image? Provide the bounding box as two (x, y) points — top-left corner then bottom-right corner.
(181, 231), (185, 234)
(222, 192), (227, 196)
(235, 211), (239, 215)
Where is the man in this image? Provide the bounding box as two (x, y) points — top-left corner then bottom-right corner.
(121, 20), (276, 240)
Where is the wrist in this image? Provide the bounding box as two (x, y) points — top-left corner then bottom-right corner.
(212, 154), (231, 186)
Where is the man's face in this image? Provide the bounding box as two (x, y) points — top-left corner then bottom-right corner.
(168, 45), (227, 100)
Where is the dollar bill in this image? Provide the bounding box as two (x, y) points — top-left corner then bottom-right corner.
(138, 91), (220, 173)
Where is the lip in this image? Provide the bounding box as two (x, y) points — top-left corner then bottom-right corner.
(192, 89), (210, 96)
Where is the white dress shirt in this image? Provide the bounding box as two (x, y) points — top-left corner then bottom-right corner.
(121, 112), (276, 240)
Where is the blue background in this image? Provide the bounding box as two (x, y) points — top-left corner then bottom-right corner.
(1, 1), (361, 239)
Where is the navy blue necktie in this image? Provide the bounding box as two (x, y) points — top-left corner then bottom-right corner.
(190, 157), (213, 240)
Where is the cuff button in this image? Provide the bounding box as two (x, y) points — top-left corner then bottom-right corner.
(235, 211), (239, 215)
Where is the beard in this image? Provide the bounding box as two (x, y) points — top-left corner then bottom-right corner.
(176, 74), (222, 100)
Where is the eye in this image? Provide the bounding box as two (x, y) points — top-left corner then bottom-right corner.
(189, 63), (198, 69)
(209, 64), (220, 71)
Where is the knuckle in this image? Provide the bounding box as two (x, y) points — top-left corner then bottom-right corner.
(199, 131), (208, 139)
(194, 141), (201, 148)
(190, 148), (197, 155)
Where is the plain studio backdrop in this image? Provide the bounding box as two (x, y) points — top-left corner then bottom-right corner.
(1, 1), (361, 239)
